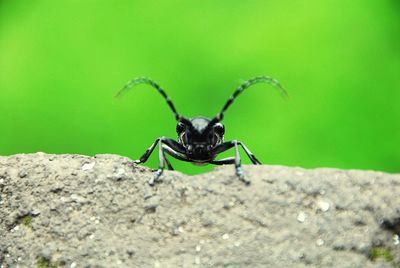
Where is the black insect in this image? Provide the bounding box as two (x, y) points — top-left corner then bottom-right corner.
(116, 76), (287, 185)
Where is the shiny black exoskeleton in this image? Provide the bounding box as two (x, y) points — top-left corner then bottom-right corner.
(116, 76), (287, 185)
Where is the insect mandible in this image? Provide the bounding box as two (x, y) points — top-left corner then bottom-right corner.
(116, 76), (287, 185)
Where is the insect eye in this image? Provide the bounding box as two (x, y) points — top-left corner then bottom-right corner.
(214, 123), (225, 135)
(176, 122), (185, 133)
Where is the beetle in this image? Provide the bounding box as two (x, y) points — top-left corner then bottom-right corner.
(116, 76), (287, 185)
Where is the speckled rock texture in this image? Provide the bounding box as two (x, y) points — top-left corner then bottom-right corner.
(0, 153), (399, 268)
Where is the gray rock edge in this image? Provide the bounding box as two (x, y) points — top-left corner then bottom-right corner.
(0, 153), (399, 268)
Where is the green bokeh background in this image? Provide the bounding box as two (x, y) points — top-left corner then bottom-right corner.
(0, 1), (399, 174)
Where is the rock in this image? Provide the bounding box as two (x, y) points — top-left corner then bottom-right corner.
(0, 153), (399, 267)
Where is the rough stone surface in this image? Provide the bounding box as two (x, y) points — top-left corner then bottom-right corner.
(0, 153), (399, 268)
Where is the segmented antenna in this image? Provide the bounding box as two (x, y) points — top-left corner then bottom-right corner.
(208, 76), (288, 126)
(116, 77), (181, 121)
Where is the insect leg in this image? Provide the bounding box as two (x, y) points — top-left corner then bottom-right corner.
(161, 138), (187, 154)
(238, 142), (262, 165)
(212, 141), (235, 154)
(134, 138), (160, 164)
(163, 145), (193, 163)
(213, 141), (261, 165)
(163, 145), (174, 170)
(233, 141), (250, 184)
(210, 157), (235, 165)
(135, 137), (189, 185)
(135, 137), (186, 164)
(135, 137), (188, 185)
(212, 141), (250, 184)
(163, 151), (174, 170)
(148, 139), (166, 186)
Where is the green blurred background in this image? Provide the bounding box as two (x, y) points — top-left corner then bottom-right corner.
(0, 0), (399, 174)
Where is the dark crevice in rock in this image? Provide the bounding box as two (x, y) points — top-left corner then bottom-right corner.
(381, 217), (400, 235)
(8, 213), (38, 231)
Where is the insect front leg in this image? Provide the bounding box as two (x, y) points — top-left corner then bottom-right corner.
(134, 138), (161, 164)
(232, 141), (250, 184)
(163, 152), (174, 171)
(162, 145), (193, 163)
(148, 139), (166, 186)
(211, 141), (249, 183)
(210, 157), (235, 165)
(238, 142), (261, 165)
(212, 140), (260, 184)
(135, 137), (187, 185)
(135, 137), (186, 164)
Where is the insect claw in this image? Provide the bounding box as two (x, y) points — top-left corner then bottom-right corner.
(134, 160), (141, 164)
(148, 169), (163, 186)
(236, 167), (250, 185)
(148, 177), (155, 186)
(242, 177), (251, 185)
(240, 175), (251, 185)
